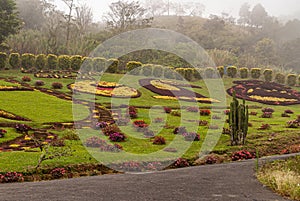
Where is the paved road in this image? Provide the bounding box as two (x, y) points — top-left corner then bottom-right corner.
(1, 154), (297, 201)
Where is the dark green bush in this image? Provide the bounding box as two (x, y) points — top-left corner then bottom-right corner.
(239, 67), (248, 79)
(184, 68), (194, 81)
(152, 65), (164, 78)
(287, 74), (297, 86)
(9, 53), (20, 69)
(35, 54), (47, 70)
(227, 66), (238, 78)
(52, 82), (63, 89)
(58, 55), (71, 70)
(21, 53), (35, 70)
(193, 68), (203, 80)
(0, 52), (7, 70)
(71, 55), (82, 71)
(82, 57), (93, 73)
(141, 64), (153, 76)
(250, 68), (261, 79)
(204, 67), (215, 79)
(47, 54), (58, 70)
(163, 67), (175, 79)
(217, 66), (224, 77)
(175, 68), (186, 80)
(275, 73), (285, 84)
(106, 59), (119, 73)
(93, 57), (106, 73)
(127, 61), (142, 71)
(263, 69), (273, 82)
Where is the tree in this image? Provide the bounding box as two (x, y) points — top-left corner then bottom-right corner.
(238, 3), (251, 26)
(61, 0), (76, 47)
(255, 38), (277, 66)
(105, 0), (153, 33)
(75, 3), (93, 37)
(250, 4), (268, 28)
(143, 0), (168, 16)
(0, 0), (21, 45)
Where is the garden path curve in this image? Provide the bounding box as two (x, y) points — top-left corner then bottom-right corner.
(1, 154), (299, 201)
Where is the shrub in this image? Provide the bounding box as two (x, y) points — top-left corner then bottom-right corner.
(217, 66), (224, 77)
(50, 168), (66, 179)
(93, 57), (106, 73)
(9, 53), (20, 69)
(70, 55), (82, 71)
(141, 64), (153, 76)
(109, 132), (126, 142)
(209, 125), (219, 129)
(275, 73), (285, 84)
(126, 106), (138, 119)
(231, 150), (255, 161)
(287, 120), (299, 128)
(199, 120), (208, 126)
(281, 113), (290, 117)
(0, 172), (24, 183)
(170, 110), (181, 117)
(200, 109), (211, 116)
(163, 107), (172, 114)
(35, 80), (44, 87)
(174, 158), (189, 168)
(173, 127), (187, 135)
(22, 76), (31, 82)
(58, 55), (71, 70)
(52, 82), (63, 89)
(152, 65), (164, 78)
(262, 108), (274, 113)
(250, 68), (261, 79)
(239, 67), (248, 79)
(35, 54), (47, 70)
(204, 67), (215, 79)
(152, 136), (166, 145)
(250, 111), (258, 116)
(212, 115), (221, 120)
(258, 124), (271, 130)
(21, 53), (35, 69)
(175, 68), (185, 80)
(15, 124), (31, 134)
(0, 52), (7, 69)
(85, 136), (106, 147)
(106, 58), (119, 73)
(227, 66), (238, 78)
(183, 132), (200, 141)
(186, 106), (199, 113)
(263, 69), (273, 82)
(0, 129), (7, 138)
(95, 121), (108, 129)
(261, 112), (272, 118)
(82, 57), (93, 73)
(102, 124), (121, 136)
(224, 110), (230, 115)
(287, 74), (297, 86)
(143, 129), (155, 138)
(133, 120), (148, 132)
(285, 109), (294, 114)
(163, 67), (175, 79)
(126, 61), (142, 73)
(47, 54), (58, 70)
(205, 155), (218, 164)
(184, 68), (194, 81)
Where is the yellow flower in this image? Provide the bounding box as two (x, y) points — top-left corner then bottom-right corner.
(9, 144), (20, 148)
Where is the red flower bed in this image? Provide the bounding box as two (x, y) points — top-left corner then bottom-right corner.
(227, 80), (300, 105)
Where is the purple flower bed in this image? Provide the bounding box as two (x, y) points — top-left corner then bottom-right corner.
(109, 132), (126, 142)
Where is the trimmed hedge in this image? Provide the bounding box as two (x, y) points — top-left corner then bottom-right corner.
(217, 66), (224, 78)
(152, 65), (164, 78)
(0, 52), (7, 69)
(204, 67), (215, 79)
(47, 54), (58, 70)
(287, 74), (297, 86)
(127, 61), (142, 71)
(21, 53), (35, 69)
(250, 68), (261, 79)
(9, 53), (20, 69)
(239, 67), (248, 79)
(141, 64), (153, 76)
(263, 69), (273, 82)
(71, 55), (83, 71)
(275, 73), (285, 84)
(227, 66), (237, 78)
(35, 54), (47, 70)
(58, 55), (71, 70)
(163, 67), (175, 79)
(93, 57), (106, 73)
(106, 59), (119, 73)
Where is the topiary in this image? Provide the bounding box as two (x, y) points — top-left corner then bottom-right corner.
(21, 53), (35, 70)
(93, 57), (106, 73)
(35, 54), (47, 70)
(227, 66), (238, 78)
(239, 67), (248, 79)
(8, 53), (20, 69)
(0, 52), (7, 70)
(152, 65), (164, 78)
(250, 68), (261, 79)
(126, 61), (142, 72)
(204, 67), (216, 79)
(217, 66), (224, 78)
(263, 69), (273, 82)
(47, 54), (58, 70)
(106, 58), (119, 73)
(287, 74), (297, 86)
(70, 55), (82, 71)
(141, 64), (153, 76)
(52, 82), (63, 89)
(58, 55), (71, 70)
(163, 67), (176, 79)
(275, 73), (285, 84)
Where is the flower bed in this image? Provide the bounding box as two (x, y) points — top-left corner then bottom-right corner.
(0, 110), (31, 121)
(227, 80), (300, 105)
(139, 78), (219, 103)
(0, 86), (33, 92)
(69, 81), (140, 98)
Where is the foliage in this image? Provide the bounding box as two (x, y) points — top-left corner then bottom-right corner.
(186, 106), (199, 113)
(262, 108), (275, 113)
(152, 136), (166, 145)
(217, 66), (224, 77)
(152, 65), (164, 78)
(163, 106), (172, 114)
(250, 68), (261, 79)
(21, 53), (35, 69)
(239, 67), (249, 79)
(35, 54), (47, 70)
(8, 53), (20, 69)
(183, 132), (200, 141)
(85, 136), (106, 147)
(200, 109), (211, 116)
(204, 67), (215, 79)
(261, 112), (273, 118)
(173, 127), (187, 135)
(51, 82), (63, 89)
(50, 168), (66, 179)
(109, 132), (126, 142)
(227, 66), (238, 78)
(231, 150), (255, 161)
(141, 64), (153, 76)
(126, 61), (142, 72)
(0, 129), (7, 138)
(106, 59), (119, 73)
(70, 55), (82, 70)
(35, 80), (45, 87)
(58, 55), (71, 70)
(174, 158), (189, 168)
(0, 52), (7, 69)
(93, 57), (106, 73)
(263, 69), (273, 82)
(102, 124), (121, 136)
(95, 121), (108, 129)
(47, 54), (58, 70)
(22, 76), (31, 82)
(15, 124), (32, 134)
(0, 172), (23, 183)
(287, 74), (297, 86)
(275, 73), (285, 84)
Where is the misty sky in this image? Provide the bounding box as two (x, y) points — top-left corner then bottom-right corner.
(55, 0), (300, 22)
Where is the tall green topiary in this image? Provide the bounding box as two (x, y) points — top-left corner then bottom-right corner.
(21, 53), (35, 69)
(47, 54), (58, 70)
(82, 57), (93, 73)
(227, 66), (238, 78)
(163, 67), (175, 79)
(152, 65), (164, 78)
(263, 69), (273, 82)
(9, 53), (20, 69)
(142, 64), (153, 76)
(126, 61), (142, 71)
(106, 58), (119, 73)
(287, 74), (297, 86)
(184, 68), (194, 81)
(204, 67), (215, 79)
(217, 66), (224, 78)
(35, 54), (47, 70)
(229, 91), (249, 146)
(0, 52), (7, 69)
(239, 67), (248, 79)
(275, 73), (285, 84)
(71, 55), (82, 71)
(58, 55), (71, 70)
(250, 68), (261, 79)
(93, 57), (106, 73)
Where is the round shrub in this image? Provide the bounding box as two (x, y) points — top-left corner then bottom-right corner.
(227, 66), (238, 78)
(52, 82), (63, 89)
(22, 76), (31, 82)
(204, 67), (215, 79)
(0, 52), (7, 70)
(175, 68), (185, 80)
(287, 74), (297, 86)
(250, 68), (261, 79)
(9, 53), (20, 69)
(81, 57), (93, 73)
(70, 55), (82, 71)
(263, 69), (273, 82)
(93, 57), (106, 73)
(47, 54), (58, 70)
(35, 54), (47, 70)
(153, 136), (166, 145)
(58, 55), (71, 70)
(193, 68), (203, 80)
(184, 68), (194, 81)
(217, 66), (224, 78)
(152, 65), (164, 78)
(126, 61), (142, 73)
(239, 67), (248, 79)
(106, 58), (119, 73)
(35, 80), (45, 87)
(163, 67), (175, 79)
(142, 64), (153, 76)
(275, 73), (285, 84)
(21, 53), (35, 70)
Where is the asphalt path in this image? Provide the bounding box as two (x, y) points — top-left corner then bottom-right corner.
(0, 154), (298, 201)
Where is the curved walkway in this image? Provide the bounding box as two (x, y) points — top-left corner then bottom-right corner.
(1, 154), (298, 201)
